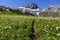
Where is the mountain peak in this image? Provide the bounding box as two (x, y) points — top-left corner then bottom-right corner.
(24, 3), (39, 9)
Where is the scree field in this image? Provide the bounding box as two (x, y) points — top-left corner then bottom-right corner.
(0, 11), (60, 40)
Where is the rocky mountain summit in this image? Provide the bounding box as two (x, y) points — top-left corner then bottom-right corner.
(16, 3), (42, 16)
(24, 3), (39, 9)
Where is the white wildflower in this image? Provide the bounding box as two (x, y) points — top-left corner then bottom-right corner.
(47, 25), (49, 27)
(56, 34), (60, 36)
(56, 27), (60, 30)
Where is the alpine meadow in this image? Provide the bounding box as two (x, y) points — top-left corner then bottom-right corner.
(0, 0), (60, 40)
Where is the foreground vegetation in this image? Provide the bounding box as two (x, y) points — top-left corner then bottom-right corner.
(0, 15), (60, 40)
(0, 11), (60, 40)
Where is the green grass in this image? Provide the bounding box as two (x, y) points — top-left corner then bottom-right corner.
(0, 11), (60, 40)
(0, 16), (60, 40)
(0, 17), (34, 40)
(0, 11), (34, 16)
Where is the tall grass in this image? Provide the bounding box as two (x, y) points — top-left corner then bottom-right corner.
(0, 16), (60, 40)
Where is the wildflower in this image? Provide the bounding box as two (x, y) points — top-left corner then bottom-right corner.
(56, 27), (60, 30)
(56, 34), (60, 36)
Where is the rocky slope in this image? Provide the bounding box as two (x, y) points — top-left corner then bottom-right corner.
(16, 3), (42, 16)
(42, 4), (60, 13)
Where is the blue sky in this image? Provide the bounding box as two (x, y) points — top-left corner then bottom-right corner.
(0, 0), (60, 8)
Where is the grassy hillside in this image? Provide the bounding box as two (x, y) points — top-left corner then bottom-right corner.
(0, 11), (60, 40)
(0, 10), (35, 16)
(0, 15), (60, 40)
